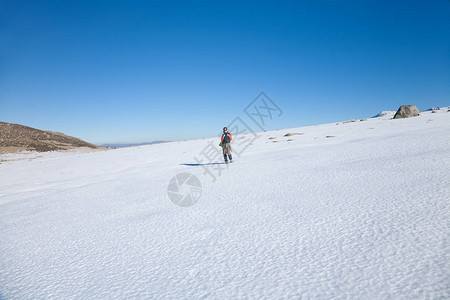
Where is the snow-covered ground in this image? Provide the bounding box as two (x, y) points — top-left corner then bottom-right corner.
(1, 109), (449, 299)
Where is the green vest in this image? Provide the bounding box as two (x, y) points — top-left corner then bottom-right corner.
(222, 133), (231, 143)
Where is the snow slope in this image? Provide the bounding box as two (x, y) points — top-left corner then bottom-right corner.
(1, 109), (449, 299)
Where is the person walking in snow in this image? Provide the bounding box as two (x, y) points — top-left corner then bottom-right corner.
(220, 127), (232, 163)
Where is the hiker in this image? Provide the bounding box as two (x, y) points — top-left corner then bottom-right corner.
(220, 127), (232, 163)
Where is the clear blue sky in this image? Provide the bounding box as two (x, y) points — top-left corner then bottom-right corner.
(1, 0), (449, 144)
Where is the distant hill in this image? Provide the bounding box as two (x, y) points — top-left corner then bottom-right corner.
(0, 122), (104, 153)
(100, 141), (169, 149)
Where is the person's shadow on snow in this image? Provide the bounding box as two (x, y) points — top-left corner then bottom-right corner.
(181, 163), (226, 166)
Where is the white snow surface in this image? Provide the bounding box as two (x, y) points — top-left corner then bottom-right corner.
(1, 110), (449, 299)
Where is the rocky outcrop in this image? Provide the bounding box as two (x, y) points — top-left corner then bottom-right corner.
(393, 105), (420, 119)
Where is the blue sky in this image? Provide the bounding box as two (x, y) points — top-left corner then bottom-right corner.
(1, 0), (449, 144)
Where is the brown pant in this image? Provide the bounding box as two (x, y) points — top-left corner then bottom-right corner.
(222, 143), (231, 155)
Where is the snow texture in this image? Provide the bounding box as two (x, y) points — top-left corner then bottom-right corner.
(0, 109), (449, 299)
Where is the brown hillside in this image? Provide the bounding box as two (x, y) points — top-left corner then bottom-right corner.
(0, 122), (104, 153)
